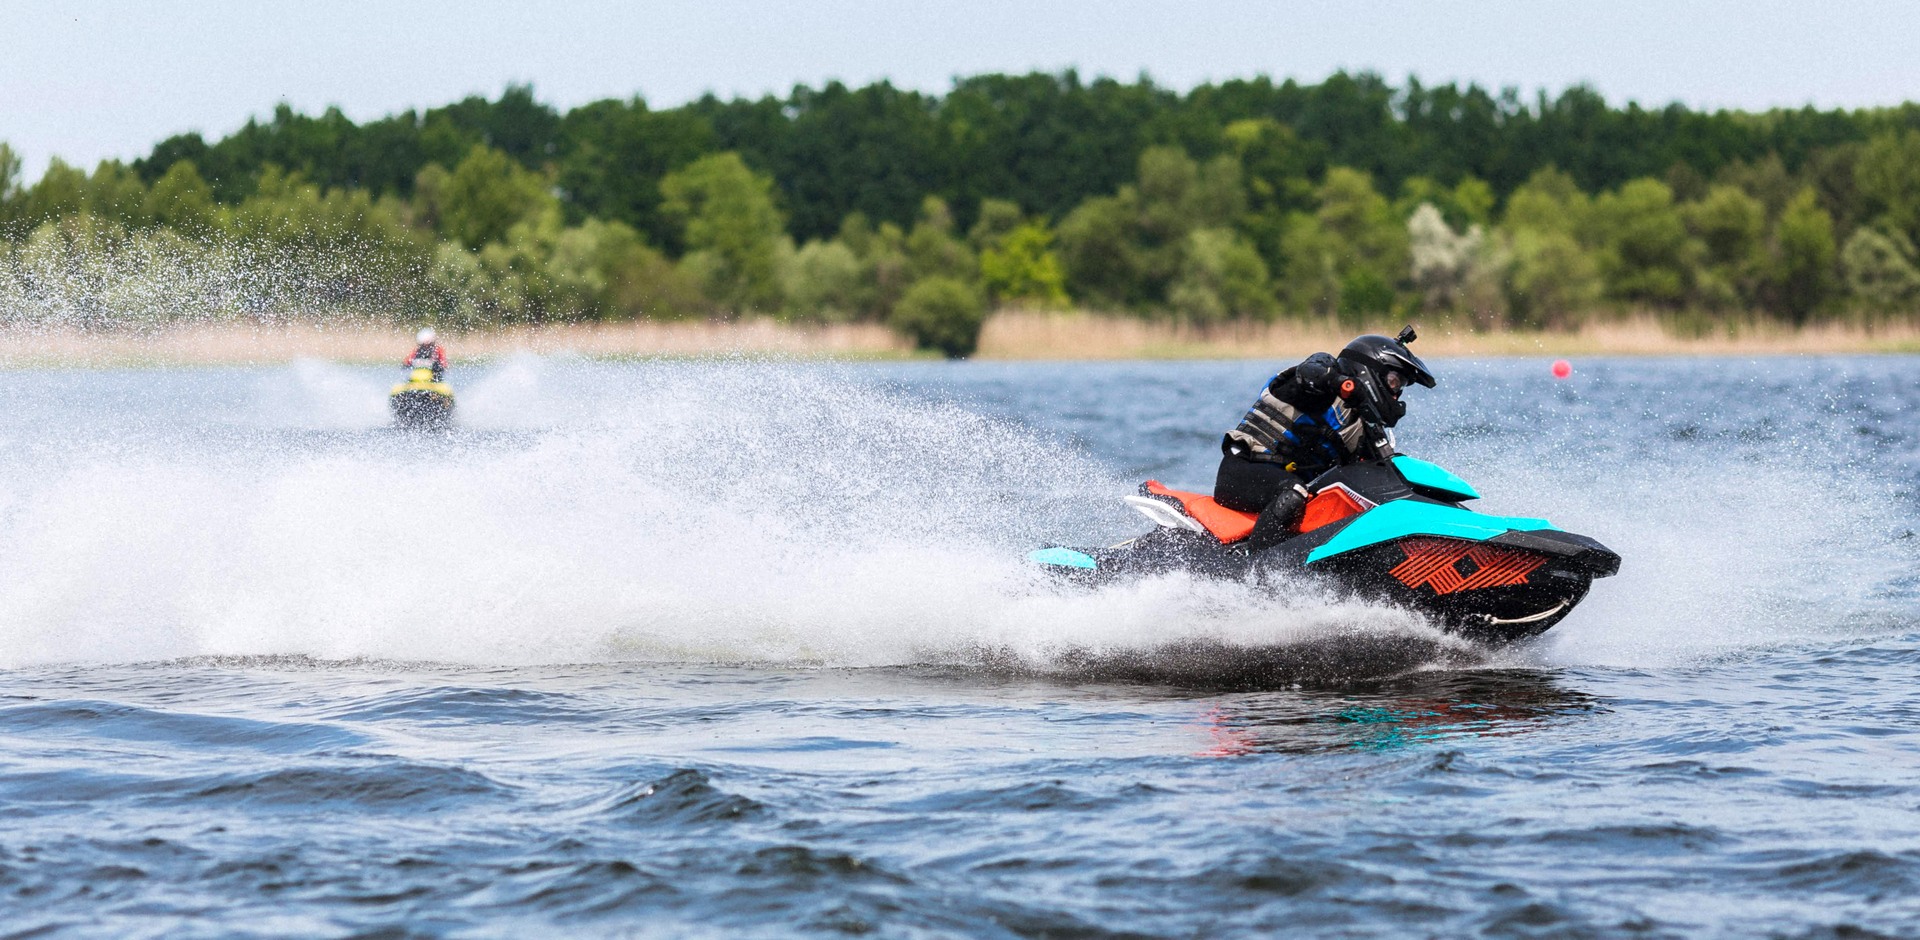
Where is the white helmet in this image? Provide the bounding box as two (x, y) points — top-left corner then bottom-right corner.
(416, 328), (436, 344)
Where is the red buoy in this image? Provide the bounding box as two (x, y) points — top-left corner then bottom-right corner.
(1551, 359), (1572, 379)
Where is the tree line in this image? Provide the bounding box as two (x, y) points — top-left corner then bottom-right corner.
(4, 72), (1920, 355)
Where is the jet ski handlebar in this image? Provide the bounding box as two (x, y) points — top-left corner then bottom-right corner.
(1337, 377), (1398, 459)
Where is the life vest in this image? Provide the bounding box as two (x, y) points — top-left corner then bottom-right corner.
(1223, 374), (1366, 474)
(411, 344), (445, 374)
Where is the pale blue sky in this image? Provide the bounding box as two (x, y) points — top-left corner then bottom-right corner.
(4, 0), (1917, 179)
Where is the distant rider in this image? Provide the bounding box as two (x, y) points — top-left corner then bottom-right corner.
(1215, 328), (1435, 549)
(405, 328), (448, 382)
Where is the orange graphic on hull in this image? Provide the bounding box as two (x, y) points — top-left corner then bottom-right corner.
(1389, 538), (1546, 595)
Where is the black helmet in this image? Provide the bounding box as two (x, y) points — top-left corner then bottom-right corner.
(1339, 326), (1435, 390)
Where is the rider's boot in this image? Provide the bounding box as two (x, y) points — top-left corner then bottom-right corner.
(1246, 484), (1310, 552)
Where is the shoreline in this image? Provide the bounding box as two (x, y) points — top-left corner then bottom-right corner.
(976, 312), (1920, 359)
(1, 311), (1917, 367)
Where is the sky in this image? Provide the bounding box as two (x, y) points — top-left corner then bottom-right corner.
(4, 0), (1918, 179)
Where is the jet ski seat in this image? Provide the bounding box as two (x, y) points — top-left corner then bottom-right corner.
(1141, 481), (1258, 543)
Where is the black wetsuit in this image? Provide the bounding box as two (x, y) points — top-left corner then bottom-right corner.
(1214, 353), (1373, 546)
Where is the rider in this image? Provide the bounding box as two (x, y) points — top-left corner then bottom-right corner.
(1215, 328), (1435, 549)
(404, 328), (448, 382)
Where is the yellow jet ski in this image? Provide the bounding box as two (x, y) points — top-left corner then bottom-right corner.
(390, 358), (455, 428)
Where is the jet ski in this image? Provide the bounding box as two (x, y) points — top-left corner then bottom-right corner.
(1028, 375), (1619, 644)
(389, 358), (455, 429)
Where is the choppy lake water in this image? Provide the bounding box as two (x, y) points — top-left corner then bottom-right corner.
(0, 354), (1917, 937)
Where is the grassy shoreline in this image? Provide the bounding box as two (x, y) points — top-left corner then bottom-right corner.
(2, 311), (1917, 368)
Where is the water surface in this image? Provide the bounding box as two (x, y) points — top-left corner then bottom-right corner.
(0, 355), (1916, 936)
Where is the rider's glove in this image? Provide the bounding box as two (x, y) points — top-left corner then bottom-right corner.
(1292, 352), (1339, 396)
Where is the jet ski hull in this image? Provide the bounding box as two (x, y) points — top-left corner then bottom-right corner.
(1287, 530), (1606, 641)
(1067, 527), (1605, 643)
(389, 387), (454, 429)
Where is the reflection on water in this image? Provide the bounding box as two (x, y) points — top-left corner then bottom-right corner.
(977, 631), (1490, 688)
(1194, 669), (1600, 756)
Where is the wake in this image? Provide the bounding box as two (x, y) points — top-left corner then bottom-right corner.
(0, 357), (1907, 675)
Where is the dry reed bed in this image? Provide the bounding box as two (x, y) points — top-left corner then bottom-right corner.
(0, 311), (1915, 368)
(975, 312), (1920, 359)
(0, 319), (912, 367)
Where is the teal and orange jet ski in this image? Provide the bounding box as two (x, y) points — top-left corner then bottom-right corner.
(1031, 455), (1618, 644)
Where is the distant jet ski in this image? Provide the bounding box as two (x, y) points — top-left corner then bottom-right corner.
(1029, 456), (1619, 645)
(389, 357), (455, 429)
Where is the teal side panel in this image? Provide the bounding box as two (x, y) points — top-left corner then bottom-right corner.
(1028, 547), (1098, 569)
(1392, 455), (1481, 501)
(1305, 501), (1555, 563)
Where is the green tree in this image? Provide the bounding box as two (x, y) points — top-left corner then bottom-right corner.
(659, 152), (787, 314)
(1278, 167), (1406, 321)
(84, 162), (152, 226)
(1316, 168), (1406, 271)
(1395, 175), (1494, 229)
(0, 142), (20, 205)
(1451, 177), (1496, 227)
(968, 198), (1024, 249)
(143, 160), (218, 233)
(1169, 227), (1276, 321)
(448, 203), (686, 327)
(1276, 211), (1341, 316)
(230, 167), (423, 253)
(1224, 117), (1319, 276)
(432, 240), (537, 326)
(905, 196), (976, 282)
(781, 238), (864, 322)
(1506, 228), (1602, 329)
(1856, 130), (1920, 243)
(1588, 178), (1698, 306)
(11, 159), (90, 228)
(1841, 227), (1920, 312)
(1684, 184), (1765, 307)
(1801, 143), (1865, 234)
(1685, 185), (1765, 270)
(1056, 145), (1251, 313)
(1715, 154), (1798, 219)
(513, 212), (700, 321)
(1223, 118), (1318, 217)
(1495, 167), (1604, 326)
(433, 144), (555, 248)
(730, 79), (948, 239)
(979, 220), (1069, 308)
(1134, 147), (1206, 293)
(227, 168), (434, 321)
(968, 197), (1068, 307)
(1502, 167), (1590, 235)
(1769, 188), (1836, 324)
(890, 275), (986, 357)
(835, 213), (913, 320)
(555, 96), (715, 246)
(1056, 192), (1144, 309)
(481, 207), (574, 321)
